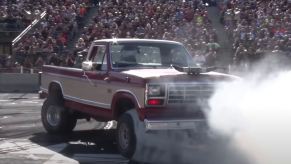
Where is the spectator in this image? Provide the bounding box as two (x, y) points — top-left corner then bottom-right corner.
(65, 54), (75, 67)
(35, 56), (45, 68)
(221, 0), (291, 65)
(75, 37), (86, 51)
(23, 56), (33, 69)
(205, 48), (217, 66)
(233, 43), (248, 65)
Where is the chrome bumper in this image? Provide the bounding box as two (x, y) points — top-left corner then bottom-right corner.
(144, 119), (207, 131)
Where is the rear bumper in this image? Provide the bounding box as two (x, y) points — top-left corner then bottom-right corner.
(144, 119), (207, 131)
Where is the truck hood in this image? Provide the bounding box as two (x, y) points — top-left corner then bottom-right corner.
(122, 68), (184, 78)
(122, 68), (238, 82)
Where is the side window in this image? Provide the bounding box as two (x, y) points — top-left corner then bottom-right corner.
(92, 45), (106, 63)
(90, 45), (107, 70)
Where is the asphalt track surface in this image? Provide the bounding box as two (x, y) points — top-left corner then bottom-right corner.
(0, 93), (252, 164)
(0, 93), (129, 164)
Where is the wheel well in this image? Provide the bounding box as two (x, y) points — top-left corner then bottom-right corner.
(115, 98), (135, 119)
(48, 82), (63, 98)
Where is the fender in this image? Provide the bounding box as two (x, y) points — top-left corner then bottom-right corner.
(111, 90), (145, 121)
(48, 80), (64, 95)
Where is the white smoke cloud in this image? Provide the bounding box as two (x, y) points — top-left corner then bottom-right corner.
(207, 56), (291, 164)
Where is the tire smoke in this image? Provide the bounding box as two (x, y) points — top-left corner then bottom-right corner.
(207, 55), (291, 164)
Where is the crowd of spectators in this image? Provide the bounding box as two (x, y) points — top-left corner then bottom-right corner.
(3, 0), (291, 71)
(9, 0), (95, 69)
(221, 0), (291, 65)
(76, 0), (219, 67)
(1, 0), (226, 70)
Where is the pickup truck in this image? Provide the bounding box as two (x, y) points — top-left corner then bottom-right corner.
(40, 38), (236, 159)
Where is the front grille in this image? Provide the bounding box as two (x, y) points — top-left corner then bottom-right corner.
(167, 84), (214, 104)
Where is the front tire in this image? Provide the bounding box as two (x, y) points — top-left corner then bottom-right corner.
(41, 94), (77, 134)
(116, 113), (136, 158)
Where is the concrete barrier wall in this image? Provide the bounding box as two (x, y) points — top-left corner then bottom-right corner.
(0, 73), (40, 93)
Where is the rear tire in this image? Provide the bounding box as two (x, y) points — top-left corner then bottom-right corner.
(41, 89), (77, 134)
(116, 113), (136, 158)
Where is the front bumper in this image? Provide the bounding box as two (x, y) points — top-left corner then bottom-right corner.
(144, 119), (207, 131)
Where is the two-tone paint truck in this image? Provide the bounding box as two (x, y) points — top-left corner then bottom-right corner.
(40, 38), (236, 159)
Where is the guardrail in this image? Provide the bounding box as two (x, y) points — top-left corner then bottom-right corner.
(0, 72), (40, 93)
(12, 11), (47, 47)
(0, 67), (41, 74)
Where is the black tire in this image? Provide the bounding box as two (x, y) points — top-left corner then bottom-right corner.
(116, 113), (136, 158)
(41, 89), (77, 134)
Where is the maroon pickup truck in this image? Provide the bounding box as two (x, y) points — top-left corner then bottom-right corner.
(40, 38), (236, 159)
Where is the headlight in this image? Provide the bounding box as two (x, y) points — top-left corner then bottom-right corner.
(147, 84), (165, 97)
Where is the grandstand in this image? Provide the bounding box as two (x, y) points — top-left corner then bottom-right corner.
(0, 0), (290, 72)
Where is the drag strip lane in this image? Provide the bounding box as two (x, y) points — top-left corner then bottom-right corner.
(0, 94), (130, 164)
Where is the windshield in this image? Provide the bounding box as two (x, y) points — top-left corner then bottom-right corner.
(110, 42), (193, 69)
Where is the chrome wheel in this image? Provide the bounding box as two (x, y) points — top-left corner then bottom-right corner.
(42, 98), (77, 134)
(46, 105), (62, 127)
(119, 123), (130, 150)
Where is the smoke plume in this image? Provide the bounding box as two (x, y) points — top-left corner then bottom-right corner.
(207, 55), (291, 164)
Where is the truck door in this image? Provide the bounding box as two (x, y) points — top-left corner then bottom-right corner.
(81, 44), (111, 110)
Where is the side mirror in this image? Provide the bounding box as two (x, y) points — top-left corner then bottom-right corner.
(82, 61), (102, 71)
(82, 61), (93, 71)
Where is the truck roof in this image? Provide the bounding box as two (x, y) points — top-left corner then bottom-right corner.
(93, 38), (183, 45)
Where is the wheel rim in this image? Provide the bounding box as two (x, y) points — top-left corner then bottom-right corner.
(46, 105), (61, 127)
(119, 123), (130, 150)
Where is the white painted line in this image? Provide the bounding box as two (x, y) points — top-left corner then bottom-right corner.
(0, 100), (9, 102)
(20, 101), (40, 104)
(13, 125), (35, 128)
(1, 116), (9, 119)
